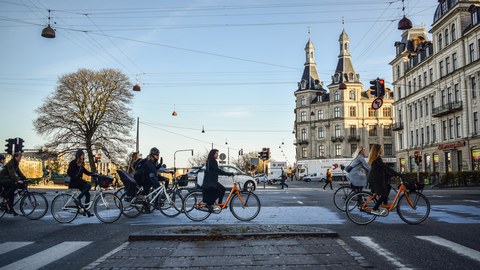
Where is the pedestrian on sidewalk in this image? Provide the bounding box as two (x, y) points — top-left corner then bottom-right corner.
(323, 168), (333, 190)
(280, 167), (288, 189)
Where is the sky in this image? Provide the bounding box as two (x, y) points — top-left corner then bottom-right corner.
(0, 0), (436, 168)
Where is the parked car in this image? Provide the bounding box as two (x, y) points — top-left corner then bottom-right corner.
(253, 173), (267, 184)
(302, 173), (326, 182)
(187, 166), (202, 182)
(197, 165), (257, 191)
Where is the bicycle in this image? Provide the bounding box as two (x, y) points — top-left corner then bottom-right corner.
(120, 179), (183, 218)
(183, 175), (261, 222)
(333, 183), (364, 211)
(345, 176), (430, 225)
(38, 173), (54, 186)
(0, 180), (48, 220)
(50, 173), (123, 223)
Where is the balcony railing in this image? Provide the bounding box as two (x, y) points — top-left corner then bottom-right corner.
(432, 101), (463, 117)
(331, 136), (345, 142)
(347, 135), (361, 142)
(392, 122), (404, 131)
(294, 139), (309, 145)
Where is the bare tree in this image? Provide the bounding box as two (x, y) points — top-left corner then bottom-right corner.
(232, 152), (262, 174)
(188, 149), (210, 167)
(34, 68), (134, 172)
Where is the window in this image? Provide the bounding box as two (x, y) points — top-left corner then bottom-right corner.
(334, 91), (340, 101)
(349, 90), (355, 100)
(318, 127), (324, 139)
(421, 128), (424, 146)
(452, 53), (457, 70)
(335, 145), (341, 156)
(414, 103), (417, 119)
(456, 116), (461, 138)
(334, 107), (341, 118)
(368, 107), (376, 117)
(419, 101), (423, 117)
(426, 126), (430, 143)
(399, 132), (404, 149)
(349, 106), (356, 117)
(442, 120), (447, 141)
(446, 57), (450, 74)
(396, 65), (400, 79)
(409, 105), (413, 121)
(318, 110), (324, 120)
(429, 68), (434, 83)
(454, 84), (459, 102)
(432, 124), (436, 142)
(383, 107), (392, 117)
(447, 87), (452, 103)
(439, 60), (444, 77)
(469, 43), (475, 63)
(335, 125), (341, 137)
(425, 98), (429, 116)
(350, 144), (357, 156)
(413, 78), (417, 91)
(416, 129), (419, 146)
(471, 76), (477, 99)
(431, 97), (435, 114)
(410, 131), (414, 147)
(301, 111), (307, 122)
(423, 72), (427, 87)
(383, 125), (392, 137)
(451, 23), (456, 41)
(441, 89), (446, 105)
(473, 9), (479, 25)
(444, 28), (449, 46)
(350, 125), (357, 136)
(408, 81), (412, 94)
(474, 112), (478, 135)
(302, 147), (307, 158)
(318, 145), (325, 157)
(301, 96), (306, 106)
(369, 125), (377, 136)
(384, 144), (393, 156)
(418, 75), (422, 89)
(438, 34), (443, 50)
(449, 118), (454, 139)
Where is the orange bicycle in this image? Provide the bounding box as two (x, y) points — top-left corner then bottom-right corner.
(345, 176), (430, 225)
(183, 175), (261, 221)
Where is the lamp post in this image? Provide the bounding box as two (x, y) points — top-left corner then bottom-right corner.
(174, 149), (194, 174)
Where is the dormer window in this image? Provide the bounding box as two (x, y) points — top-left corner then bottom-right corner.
(470, 5), (479, 26)
(349, 90), (356, 100)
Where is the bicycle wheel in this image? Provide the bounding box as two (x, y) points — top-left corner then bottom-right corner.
(397, 191), (430, 225)
(119, 193), (142, 218)
(51, 194), (79, 223)
(0, 197), (6, 219)
(345, 191), (377, 225)
(94, 192), (123, 223)
(157, 190), (183, 218)
(20, 192), (48, 220)
(183, 191), (211, 221)
(230, 191), (261, 221)
(333, 186), (354, 211)
(114, 187), (126, 199)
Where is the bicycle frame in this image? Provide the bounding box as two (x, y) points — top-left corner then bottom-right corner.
(360, 181), (419, 213)
(66, 183), (107, 210)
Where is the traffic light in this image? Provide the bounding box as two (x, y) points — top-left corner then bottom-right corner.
(340, 164), (345, 171)
(370, 79), (378, 97)
(15, 138), (25, 153)
(378, 79), (385, 97)
(4, 138), (14, 154)
(265, 148), (270, 160)
(261, 147), (267, 160)
(414, 151), (422, 165)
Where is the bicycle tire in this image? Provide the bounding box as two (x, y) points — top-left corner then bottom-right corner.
(333, 186), (354, 211)
(229, 191), (261, 221)
(345, 191), (377, 225)
(20, 192), (48, 220)
(397, 191), (430, 225)
(0, 197), (6, 219)
(94, 192), (123, 223)
(114, 187), (126, 198)
(183, 190), (211, 221)
(51, 194), (79, 223)
(119, 193), (142, 218)
(157, 190), (183, 218)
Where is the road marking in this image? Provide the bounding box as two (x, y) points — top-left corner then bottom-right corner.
(0, 242), (33, 255)
(0, 241), (92, 270)
(297, 200), (304, 204)
(82, 242), (128, 270)
(463, 200), (480, 203)
(416, 236), (480, 263)
(352, 236), (412, 270)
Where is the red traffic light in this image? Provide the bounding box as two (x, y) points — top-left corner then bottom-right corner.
(378, 79), (385, 85)
(414, 151), (420, 157)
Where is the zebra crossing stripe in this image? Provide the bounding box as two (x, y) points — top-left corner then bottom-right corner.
(352, 236), (412, 270)
(416, 236), (480, 263)
(0, 241), (92, 270)
(0, 242), (33, 255)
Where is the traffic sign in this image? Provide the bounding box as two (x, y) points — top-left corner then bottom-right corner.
(371, 97), (383, 110)
(219, 153), (226, 160)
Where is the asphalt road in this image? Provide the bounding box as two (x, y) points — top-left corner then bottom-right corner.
(0, 181), (479, 269)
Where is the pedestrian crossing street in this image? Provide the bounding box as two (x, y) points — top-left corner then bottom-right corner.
(1, 234), (479, 270)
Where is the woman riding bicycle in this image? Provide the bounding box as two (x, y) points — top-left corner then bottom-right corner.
(346, 146), (370, 190)
(367, 144), (402, 215)
(201, 149), (234, 212)
(0, 152), (27, 215)
(67, 149), (93, 213)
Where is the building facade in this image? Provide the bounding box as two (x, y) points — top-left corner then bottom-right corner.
(390, 0), (480, 174)
(294, 29), (396, 166)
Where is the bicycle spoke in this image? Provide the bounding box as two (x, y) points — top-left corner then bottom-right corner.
(94, 193), (122, 223)
(183, 191), (211, 221)
(345, 192), (377, 225)
(21, 192), (48, 220)
(51, 194), (78, 223)
(229, 192), (261, 221)
(397, 192), (430, 225)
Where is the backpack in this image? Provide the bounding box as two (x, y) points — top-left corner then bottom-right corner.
(134, 158), (147, 171)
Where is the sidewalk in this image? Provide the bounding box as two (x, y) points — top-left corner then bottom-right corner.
(84, 225), (371, 269)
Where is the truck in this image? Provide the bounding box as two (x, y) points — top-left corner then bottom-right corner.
(296, 158), (352, 181)
(267, 161), (287, 183)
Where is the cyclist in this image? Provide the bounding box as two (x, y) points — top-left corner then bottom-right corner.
(67, 149), (93, 216)
(201, 149), (234, 212)
(0, 152), (27, 215)
(0, 154), (5, 173)
(133, 147), (161, 197)
(346, 146), (370, 190)
(367, 144), (402, 215)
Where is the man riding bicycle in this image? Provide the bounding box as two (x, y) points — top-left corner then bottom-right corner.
(0, 152), (27, 215)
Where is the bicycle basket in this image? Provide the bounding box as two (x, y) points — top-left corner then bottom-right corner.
(96, 175), (113, 188)
(177, 174), (188, 187)
(404, 179), (424, 191)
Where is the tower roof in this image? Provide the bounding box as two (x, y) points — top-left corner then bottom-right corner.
(330, 28), (360, 87)
(296, 38), (327, 92)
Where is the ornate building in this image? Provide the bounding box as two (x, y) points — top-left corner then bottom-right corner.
(391, 0), (480, 173)
(294, 29), (396, 166)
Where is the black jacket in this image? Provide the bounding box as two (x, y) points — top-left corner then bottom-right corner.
(0, 158), (26, 184)
(133, 158), (159, 184)
(67, 160), (92, 189)
(367, 157), (401, 196)
(201, 159), (230, 190)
